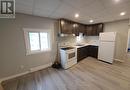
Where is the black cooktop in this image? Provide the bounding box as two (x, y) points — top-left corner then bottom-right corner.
(61, 47), (74, 50)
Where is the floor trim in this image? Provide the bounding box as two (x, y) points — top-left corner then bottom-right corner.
(0, 63), (52, 83)
(29, 62), (52, 72)
(114, 59), (124, 62)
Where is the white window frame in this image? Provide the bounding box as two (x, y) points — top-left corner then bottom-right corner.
(23, 28), (51, 55)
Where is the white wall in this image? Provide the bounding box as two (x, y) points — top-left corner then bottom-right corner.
(0, 24), (2, 79)
(0, 13), (57, 79)
(104, 19), (129, 61)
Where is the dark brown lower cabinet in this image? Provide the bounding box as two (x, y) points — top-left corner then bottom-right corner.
(77, 45), (98, 62)
(88, 45), (98, 58)
(77, 46), (88, 61)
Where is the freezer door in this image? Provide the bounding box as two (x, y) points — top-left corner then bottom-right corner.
(99, 32), (116, 41)
(98, 42), (115, 63)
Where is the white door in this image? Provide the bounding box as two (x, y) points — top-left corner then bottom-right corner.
(99, 32), (116, 41)
(98, 41), (115, 63)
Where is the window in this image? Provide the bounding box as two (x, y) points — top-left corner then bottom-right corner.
(23, 28), (51, 55)
(29, 32), (40, 51)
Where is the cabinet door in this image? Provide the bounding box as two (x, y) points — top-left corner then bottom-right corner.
(84, 25), (87, 35)
(82, 46), (87, 58)
(77, 48), (82, 62)
(97, 23), (103, 35)
(78, 24), (85, 34)
(86, 25), (93, 36)
(72, 23), (85, 36)
(77, 45), (98, 61)
(85, 46), (89, 57)
(74, 23), (80, 36)
(77, 47), (82, 62)
(92, 25), (98, 36)
(77, 46), (89, 62)
(77, 47), (86, 62)
(60, 19), (73, 34)
(86, 24), (103, 36)
(90, 46), (98, 58)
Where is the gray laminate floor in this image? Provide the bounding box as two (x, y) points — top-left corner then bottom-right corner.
(2, 57), (130, 90)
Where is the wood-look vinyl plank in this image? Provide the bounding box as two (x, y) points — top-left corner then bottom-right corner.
(2, 57), (130, 90)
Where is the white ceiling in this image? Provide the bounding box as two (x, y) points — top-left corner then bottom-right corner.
(16, 0), (130, 24)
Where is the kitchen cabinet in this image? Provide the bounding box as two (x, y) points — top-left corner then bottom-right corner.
(59, 19), (74, 34)
(77, 46), (88, 61)
(77, 45), (98, 62)
(78, 24), (86, 34)
(73, 23), (80, 36)
(73, 23), (86, 36)
(59, 19), (103, 36)
(85, 25), (93, 36)
(85, 23), (103, 36)
(97, 23), (104, 35)
(88, 45), (98, 58)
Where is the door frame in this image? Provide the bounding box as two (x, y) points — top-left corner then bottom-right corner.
(126, 29), (130, 53)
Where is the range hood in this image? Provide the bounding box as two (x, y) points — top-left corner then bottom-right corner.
(58, 33), (84, 37)
(58, 33), (76, 37)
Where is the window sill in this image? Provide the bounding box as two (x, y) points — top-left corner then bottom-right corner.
(26, 50), (51, 56)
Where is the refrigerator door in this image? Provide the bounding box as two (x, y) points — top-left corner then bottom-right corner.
(98, 41), (115, 63)
(99, 32), (116, 42)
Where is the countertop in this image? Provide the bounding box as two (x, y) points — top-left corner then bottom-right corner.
(73, 43), (99, 48)
(59, 43), (99, 49)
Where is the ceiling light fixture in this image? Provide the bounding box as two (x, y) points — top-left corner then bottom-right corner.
(75, 13), (79, 18)
(115, 0), (120, 2)
(61, 20), (64, 25)
(120, 12), (126, 16)
(73, 24), (76, 27)
(89, 20), (94, 23)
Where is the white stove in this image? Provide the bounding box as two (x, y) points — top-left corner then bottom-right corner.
(60, 47), (77, 69)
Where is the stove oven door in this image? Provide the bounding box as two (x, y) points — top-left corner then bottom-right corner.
(66, 49), (76, 61)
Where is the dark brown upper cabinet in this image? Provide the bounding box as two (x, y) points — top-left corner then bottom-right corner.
(86, 23), (104, 36)
(72, 23), (85, 36)
(97, 23), (104, 35)
(78, 24), (86, 34)
(59, 19), (104, 36)
(72, 23), (79, 36)
(59, 19), (74, 34)
(85, 25), (93, 36)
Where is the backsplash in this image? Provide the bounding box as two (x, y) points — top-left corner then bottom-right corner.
(58, 36), (99, 46)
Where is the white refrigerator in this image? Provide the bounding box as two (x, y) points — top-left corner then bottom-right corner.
(98, 32), (116, 64)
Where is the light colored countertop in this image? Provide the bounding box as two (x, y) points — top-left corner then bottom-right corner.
(59, 42), (99, 49)
(73, 43), (99, 48)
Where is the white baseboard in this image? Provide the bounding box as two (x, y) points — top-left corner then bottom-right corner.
(0, 71), (28, 83)
(29, 62), (52, 73)
(0, 63), (52, 83)
(114, 59), (124, 62)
